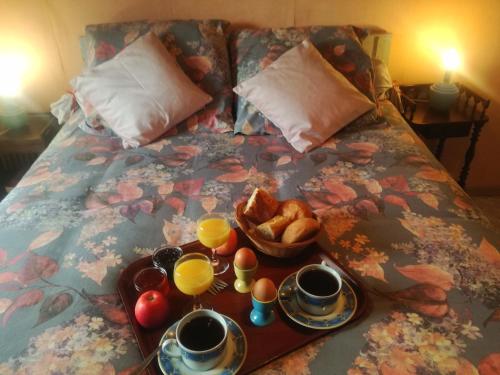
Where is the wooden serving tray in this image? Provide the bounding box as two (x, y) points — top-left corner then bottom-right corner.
(117, 228), (369, 375)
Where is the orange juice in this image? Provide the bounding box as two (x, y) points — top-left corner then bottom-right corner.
(197, 218), (230, 249)
(174, 258), (214, 296)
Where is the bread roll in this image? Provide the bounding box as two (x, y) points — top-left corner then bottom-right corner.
(277, 199), (312, 221)
(256, 215), (293, 241)
(243, 188), (279, 224)
(281, 218), (320, 244)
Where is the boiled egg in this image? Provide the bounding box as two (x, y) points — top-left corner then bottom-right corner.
(252, 278), (276, 302)
(234, 247), (257, 269)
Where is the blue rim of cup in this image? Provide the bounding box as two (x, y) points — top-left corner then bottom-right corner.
(173, 309), (228, 357)
(295, 264), (342, 302)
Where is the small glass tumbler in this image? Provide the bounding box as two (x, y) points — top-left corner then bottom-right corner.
(133, 266), (170, 297)
(152, 245), (183, 280)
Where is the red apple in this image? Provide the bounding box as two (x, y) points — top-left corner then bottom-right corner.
(215, 228), (238, 256)
(134, 290), (169, 328)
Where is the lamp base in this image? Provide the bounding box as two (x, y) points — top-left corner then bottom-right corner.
(429, 82), (459, 112)
(0, 98), (26, 132)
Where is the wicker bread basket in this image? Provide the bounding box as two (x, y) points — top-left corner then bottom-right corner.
(235, 201), (321, 258)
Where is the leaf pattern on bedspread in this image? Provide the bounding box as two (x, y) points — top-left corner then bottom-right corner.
(0, 100), (498, 374)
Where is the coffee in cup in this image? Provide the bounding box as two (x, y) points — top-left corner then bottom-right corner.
(162, 309), (228, 371)
(295, 264), (342, 316)
(179, 315), (225, 351)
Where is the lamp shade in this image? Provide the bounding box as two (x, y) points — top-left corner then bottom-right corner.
(0, 53), (28, 130)
(0, 53), (27, 97)
(429, 48), (461, 112)
(441, 48), (460, 71)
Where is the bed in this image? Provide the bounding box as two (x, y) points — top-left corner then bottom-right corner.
(0, 20), (498, 375)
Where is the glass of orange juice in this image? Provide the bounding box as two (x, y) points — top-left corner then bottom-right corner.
(173, 253), (214, 310)
(196, 213), (230, 275)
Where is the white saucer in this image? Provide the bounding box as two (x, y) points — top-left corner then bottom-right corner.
(278, 272), (357, 330)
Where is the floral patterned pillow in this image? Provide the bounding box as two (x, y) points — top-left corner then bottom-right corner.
(230, 26), (377, 135)
(79, 19), (234, 133)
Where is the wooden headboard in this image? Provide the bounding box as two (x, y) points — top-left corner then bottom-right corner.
(80, 25), (392, 66)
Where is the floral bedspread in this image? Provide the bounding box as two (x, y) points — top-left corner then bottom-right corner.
(0, 101), (498, 375)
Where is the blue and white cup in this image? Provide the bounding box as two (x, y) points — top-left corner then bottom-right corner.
(296, 264), (342, 316)
(162, 309), (228, 371)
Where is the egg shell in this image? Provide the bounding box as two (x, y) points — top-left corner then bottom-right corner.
(234, 247), (257, 269)
(252, 278), (276, 302)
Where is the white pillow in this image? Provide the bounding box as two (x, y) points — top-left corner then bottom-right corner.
(233, 40), (375, 153)
(73, 32), (212, 148)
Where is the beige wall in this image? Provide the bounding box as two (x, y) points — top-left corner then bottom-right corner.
(1, 0), (499, 192)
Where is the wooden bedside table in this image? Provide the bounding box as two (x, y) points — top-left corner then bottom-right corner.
(0, 113), (59, 195)
(396, 83), (489, 188)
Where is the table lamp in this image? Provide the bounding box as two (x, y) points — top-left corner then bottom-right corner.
(0, 53), (27, 131)
(429, 48), (460, 112)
